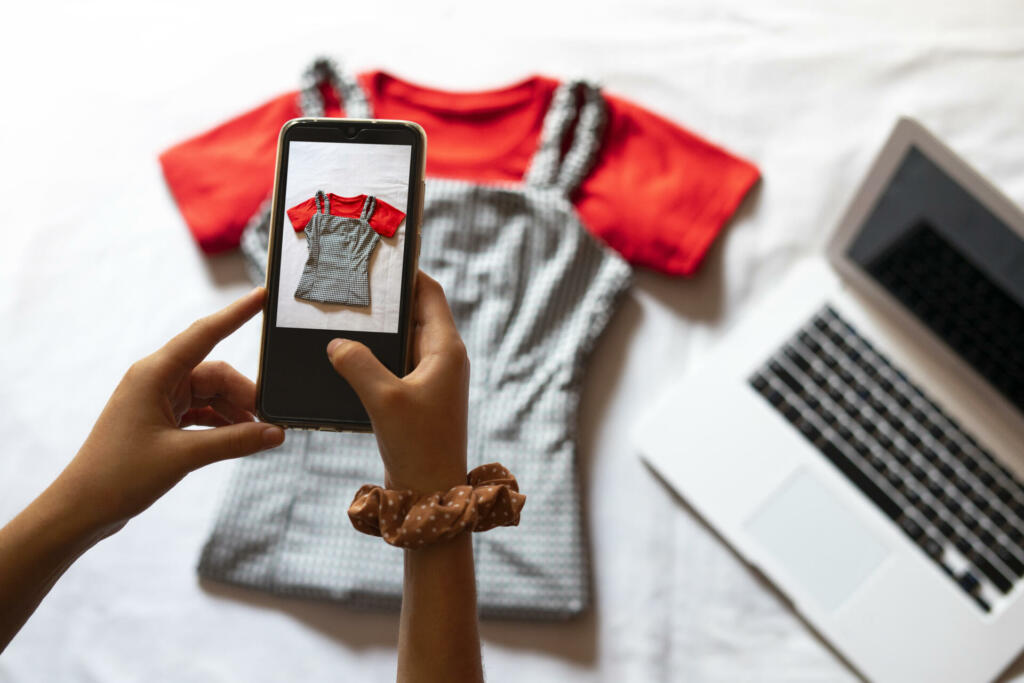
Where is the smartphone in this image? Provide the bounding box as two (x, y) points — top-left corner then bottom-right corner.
(255, 118), (426, 431)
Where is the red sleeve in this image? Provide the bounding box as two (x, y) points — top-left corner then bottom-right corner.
(287, 197), (317, 231)
(369, 199), (406, 238)
(158, 91), (303, 253)
(575, 93), (760, 276)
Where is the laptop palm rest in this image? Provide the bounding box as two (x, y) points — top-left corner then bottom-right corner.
(745, 468), (891, 612)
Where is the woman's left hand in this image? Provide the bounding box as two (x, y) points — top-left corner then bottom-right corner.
(57, 287), (284, 536)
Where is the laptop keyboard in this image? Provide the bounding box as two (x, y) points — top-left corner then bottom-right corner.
(749, 305), (1024, 612)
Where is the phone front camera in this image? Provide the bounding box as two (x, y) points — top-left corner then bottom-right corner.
(345, 126), (357, 138)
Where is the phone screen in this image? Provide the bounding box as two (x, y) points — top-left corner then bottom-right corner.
(258, 121), (424, 428)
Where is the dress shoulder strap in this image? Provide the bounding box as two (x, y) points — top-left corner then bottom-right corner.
(523, 80), (607, 195)
(360, 195), (377, 221)
(314, 190), (329, 214)
(298, 57), (372, 118)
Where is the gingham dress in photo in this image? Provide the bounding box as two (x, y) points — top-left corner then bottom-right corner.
(293, 190), (380, 307)
(202, 58), (632, 619)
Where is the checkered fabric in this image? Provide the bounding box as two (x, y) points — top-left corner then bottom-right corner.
(202, 58), (632, 619)
(293, 191), (380, 307)
(239, 57), (372, 284)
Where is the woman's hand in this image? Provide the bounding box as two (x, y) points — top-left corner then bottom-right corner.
(327, 271), (483, 683)
(59, 287), (284, 535)
(0, 287), (284, 653)
(326, 271), (469, 494)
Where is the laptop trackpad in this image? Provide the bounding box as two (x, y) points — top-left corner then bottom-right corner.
(745, 469), (891, 612)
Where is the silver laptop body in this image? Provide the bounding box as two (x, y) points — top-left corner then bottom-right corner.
(635, 118), (1024, 682)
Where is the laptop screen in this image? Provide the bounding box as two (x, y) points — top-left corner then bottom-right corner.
(845, 145), (1024, 413)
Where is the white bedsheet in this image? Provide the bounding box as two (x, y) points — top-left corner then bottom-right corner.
(3, 1), (1024, 680)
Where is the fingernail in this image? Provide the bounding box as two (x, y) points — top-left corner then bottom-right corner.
(262, 425), (285, 447)
(326, 338), (345, 355)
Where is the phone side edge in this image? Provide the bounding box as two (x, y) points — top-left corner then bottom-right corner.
(254, 119), (302, 426)
(400, 121), (427, 377)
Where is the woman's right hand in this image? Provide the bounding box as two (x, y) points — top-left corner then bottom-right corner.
(326, 271), (469, 494)
(329, 271), (484, 683)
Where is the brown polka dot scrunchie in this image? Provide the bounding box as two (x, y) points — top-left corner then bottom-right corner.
(347, 463), (526, 549)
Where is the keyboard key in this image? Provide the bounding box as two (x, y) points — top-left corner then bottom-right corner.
(990, 510), (1008, 529)
(904, 486), (922, 507)
(908, 462), (927, 481)
(958, 571), (981, 594)
(953, 534), (971, 554)
(774, 366), (806, 397)
(820, 442), (901, 520)
(954, 477), (973, 495)
(945, 497), (963, 517)
(921, 536), (944, 560)
(936, 519), (954, 539)
(995, 546), (1024, 577)
(905, 431), (923, 451)
(965, 550), (1014, 593)
(877, 432), (895, 452)
(898, 515), (924, 540)
(784, 347), (811, 373)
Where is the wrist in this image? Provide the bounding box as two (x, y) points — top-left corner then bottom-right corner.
(385, 459), (467, 494)
(17, 477), (114, 565)
(45, 465), (127, 545)
(386, 470), (466, 495)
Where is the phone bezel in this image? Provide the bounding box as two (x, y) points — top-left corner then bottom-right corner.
(255, 117), (426, 432)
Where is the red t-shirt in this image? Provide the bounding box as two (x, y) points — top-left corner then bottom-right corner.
(159, 70), (759, 276)
(287, 193), (405, 238)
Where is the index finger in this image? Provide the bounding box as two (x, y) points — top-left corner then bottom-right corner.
(412, 271), (461, 359)
(155, 287), (266, 375)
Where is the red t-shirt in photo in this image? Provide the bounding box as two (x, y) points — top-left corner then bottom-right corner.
(287, 193), (405, 238)
(159, 70), (759, 276)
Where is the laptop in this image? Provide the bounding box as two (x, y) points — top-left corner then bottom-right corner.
(634, 117), (1024, 683)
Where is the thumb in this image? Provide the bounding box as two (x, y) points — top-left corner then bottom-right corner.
(180, 421), (286, 469)
(326, 338), (398, 411)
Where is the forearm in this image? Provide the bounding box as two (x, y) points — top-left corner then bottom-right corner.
(397, 532), (483, 683)
(0, 476), (108, 652)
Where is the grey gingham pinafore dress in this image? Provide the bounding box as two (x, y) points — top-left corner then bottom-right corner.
(204, 58), (632, 618)
(294, 191), (381, 307)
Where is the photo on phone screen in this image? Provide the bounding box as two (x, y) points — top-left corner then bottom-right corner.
(257, 120), (425, 430)
(278, 140), (410, 332)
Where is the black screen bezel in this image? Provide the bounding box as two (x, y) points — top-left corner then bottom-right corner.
(255, 118), (425, 431)
(827, 118), (1024, 432)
